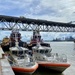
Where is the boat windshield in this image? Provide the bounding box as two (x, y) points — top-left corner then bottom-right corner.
(41, 43), (50, 47)
(28, 51), (33, 56)
(12, 51), (17, 55)
(12, 50), (28, 56)
(40, 50), (44, 54)
(45, 50), (48, 53)
(39, 49), (48, 54)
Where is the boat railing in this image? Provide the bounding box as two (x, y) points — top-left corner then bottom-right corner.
(7, 54), (19, 66)
(58, 53), (67, 62)
(46, 53), (67, 63)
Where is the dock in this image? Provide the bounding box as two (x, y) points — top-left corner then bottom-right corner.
(0, 46), (15, 75)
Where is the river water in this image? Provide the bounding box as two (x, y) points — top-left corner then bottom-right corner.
(15, 42), (75, 75)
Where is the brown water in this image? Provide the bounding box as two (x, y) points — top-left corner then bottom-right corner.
(15, 42), (75, 75)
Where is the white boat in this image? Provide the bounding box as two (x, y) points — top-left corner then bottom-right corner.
(3, 28), (38, 74)
(29, 30), (70, 73)
(32, 44), (70, 73)
(7, 46), (38, 74)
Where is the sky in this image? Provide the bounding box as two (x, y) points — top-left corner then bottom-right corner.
(0, 0), (75, 41)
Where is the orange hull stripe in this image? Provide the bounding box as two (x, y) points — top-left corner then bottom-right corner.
(39, 63), (70, 67)
(12, 63), (38, 73)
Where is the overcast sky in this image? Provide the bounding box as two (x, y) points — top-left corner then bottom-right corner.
(0, 0), (75, 41)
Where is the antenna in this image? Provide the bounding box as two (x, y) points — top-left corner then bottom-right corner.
(12, 26), (19, 47)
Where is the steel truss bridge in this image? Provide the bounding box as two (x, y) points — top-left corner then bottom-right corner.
(0, 15), (75, 32)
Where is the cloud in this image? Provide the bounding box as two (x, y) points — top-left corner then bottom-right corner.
(0, 0), (33, 16)
(0, 0), (33, 9)
(0, 0), (75, 40)
(23, 0), (75, 22)
(0, 0), (75, 22)
(0, 31), (11, 40)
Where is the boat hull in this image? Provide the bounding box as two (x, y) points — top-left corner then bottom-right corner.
(12, 63), (38, 74)
(38, 62), (70, 72)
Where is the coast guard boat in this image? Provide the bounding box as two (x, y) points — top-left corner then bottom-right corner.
(31, 30), (70, 73)
(8, 43), (38, 74)
(32, 43), (70, 72)
(1, 29), (38, 74)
